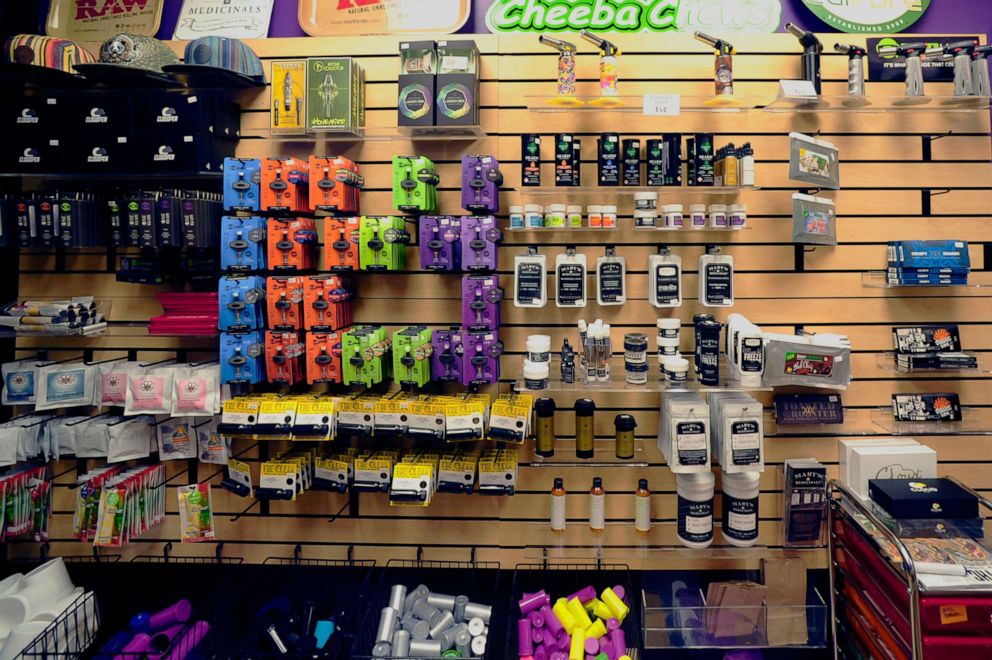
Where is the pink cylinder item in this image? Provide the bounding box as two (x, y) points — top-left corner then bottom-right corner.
(529, 610), (545, 628)
(543, 639), (558, 657)
(518, 619), (534, 656)
(116, 633), (152, 659)
(541, 605), (565, 639)
(534, 647), (548, 660)
(557, 633), (571, 650)
(609, 627), (626, 654)
(131, 599), (193, 633)
(567, 586), (596, 604)
(611, 585), (625, 602)
(584, 636), (599, 654)
(606, 617), (620, 631)
(520, 590), (549, 615)
(551, 653), (568, 660)
(165, 620), (210, 660)
(599, 638), (615, 660)
(532, 628), (544, 644)
(148, 624), (185, 653)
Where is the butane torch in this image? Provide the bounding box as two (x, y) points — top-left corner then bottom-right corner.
(786, 23), (823, 94)
(879, 42), (928, 97)
(835, 43), (866, 97)
(973, 45), (992, 97)
(580, 30), (620, 97)
(935, 39), (980, 96)
(539, 35), (578, 99)
(694, 32), (735, 96)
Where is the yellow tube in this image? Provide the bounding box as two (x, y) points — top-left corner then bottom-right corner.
(586, 617), (607, 639)
(569, 627), (586, 660)
(601, 587), (630, 622)
(589, 598), (614, 621)
(553, 597), (578, 634)
(567, 596), (593, 629)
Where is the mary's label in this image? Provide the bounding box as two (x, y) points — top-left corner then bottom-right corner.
(597, 260), (625, 304)
(741, 337), (764, 374)
(677, 495), (714, 544)
(515, 261), (546, 306)
(704, 263), (733, 305)
(556, 262), (586, 306)
(653, 264), (681, 306)
(723, 494), (759, 541)
(730, 420), (761, 466)
(675, 421), (708, 466)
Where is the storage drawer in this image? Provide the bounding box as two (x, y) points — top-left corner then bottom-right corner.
(923, 634), (992, 660)
(920, 596), (992, 638)
(835, 545), (912, 644)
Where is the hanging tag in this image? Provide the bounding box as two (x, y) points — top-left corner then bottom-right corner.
(555, 246), (587, 308)
(700, 246), (734, 308)
(648, 247), (683, 308)
(514, 246), (548, 308)
(596, 245), (626, 306)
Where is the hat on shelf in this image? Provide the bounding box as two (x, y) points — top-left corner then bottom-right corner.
(0, 34), (95, 82)
(163, 36), (266, 88)
(74, 33), (179, 84)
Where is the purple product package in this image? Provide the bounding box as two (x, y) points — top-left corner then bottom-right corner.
(462, 329), (502, 386)
(431, 327), (464, 383)
(462, 275), (502, 331)
(462, 155), (503, 214)
(460, 215), (502, 272)
(419, 216), (462, 272)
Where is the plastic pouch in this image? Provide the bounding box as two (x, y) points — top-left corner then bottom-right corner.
(172, 365), (219, 416)
(158, 418), (198, 461)
(196, 418), (229, 465)
(2, 360), (38, 405)
(35, 363), (96, 411)
(125, 367), (175, 416)
(98, 361), (141, 407)
(107, 417), (154, 463)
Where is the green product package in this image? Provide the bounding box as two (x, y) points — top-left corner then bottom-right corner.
(393, 326), (433, 387)
(306, 57), (364, 133)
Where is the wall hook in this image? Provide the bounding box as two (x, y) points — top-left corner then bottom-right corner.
(162, 541), (173, 563)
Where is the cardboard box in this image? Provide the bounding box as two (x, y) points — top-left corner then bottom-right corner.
(67, 92), (131, 135)
(306, 57), (362, 134)
(134, 133), (234, 174)
(846, 443), (937, 499)
(869, 478), (978, 520)
(271, 59), (307, 134)
(133, 93), (240, 139)
(839, 438), (919, 489)
(71, 135), (130, 173)
(436, 39), (479, 127)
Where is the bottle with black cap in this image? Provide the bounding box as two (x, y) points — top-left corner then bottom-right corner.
(575, 398), (596, 459)
(693, 313), (715, 373)
(614, 414), (637, 459)
(534, 397), (557, 458)
(550, 477), (566, 531)
(589, 477), (605, 531)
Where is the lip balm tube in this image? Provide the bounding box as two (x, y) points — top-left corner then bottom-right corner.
(389, 585), (407, 614)
(427, 592), (456, 611)
(568, 586), (597, 603)
(518, 619), (534, 655)
(520, 590), (548, 615)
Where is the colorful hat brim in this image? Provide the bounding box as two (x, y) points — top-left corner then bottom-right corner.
(0, 62), (87, 87)
(74, 62), (176, 87)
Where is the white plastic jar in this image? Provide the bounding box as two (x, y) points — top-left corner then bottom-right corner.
(602, 205), (618, 229)
(546, 204), (567, 228)
(722, 471), (761, 547)
(633, 209), (657, 228)
(708, 204), (728, 229)
(658, 335), (680, 357)
(634, 191), (658, 210)
(523, 360), (550, 390)
(676, 471), (716, 548)
(567, 205), (583, 228)
(689, 204), (707, 229)
(729, 204), (747, 230)
(509, 205), (524, 229)
(666, 356), (689, 384)
(525, 204), (544, 229)
(656, 318), (681, 341)
(526, 334), (551, 363)
(661, 204), (684, 230)
(588, 205), (604, 228)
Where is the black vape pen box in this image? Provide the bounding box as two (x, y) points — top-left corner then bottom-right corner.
(134, 133), (235, 174)
(65, 92), (132, 136)
(133, 93), (240, 139)
(869, 478), (978, 519)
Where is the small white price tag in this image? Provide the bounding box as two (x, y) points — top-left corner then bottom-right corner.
(779, 80), (818, 98)
(643, 94), (681, 116)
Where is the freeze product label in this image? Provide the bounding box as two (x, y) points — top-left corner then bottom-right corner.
(654, 265), (681, 305)
(741, 337), (764, 373)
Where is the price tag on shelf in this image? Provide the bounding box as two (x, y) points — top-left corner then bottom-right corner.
(643, 94), (681, 116)
(779, 80), (818, 98)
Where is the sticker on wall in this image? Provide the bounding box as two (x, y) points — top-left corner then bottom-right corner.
(867, 37), (963, 83)
(299, 0), (469, 37)
(174, 0), (275, 40)
(45, 0), (166, 41)
(802, 0), (931, 33)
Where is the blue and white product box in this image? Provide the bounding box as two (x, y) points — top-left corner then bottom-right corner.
(221, 216), (267, 272)
(887, 240), (971, 270)
(219, 275), (266, 332)
(223, 158), (261, 211)
(221, 331), (265, 384)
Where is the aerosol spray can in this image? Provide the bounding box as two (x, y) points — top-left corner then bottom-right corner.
(785, 23), (823, 95)
(580, 30), (620, 97)
(972, 45), (992, 97)
(835, 43), (866, 97)
(538, 35), (578, 98)
(694, 32), (735, 96)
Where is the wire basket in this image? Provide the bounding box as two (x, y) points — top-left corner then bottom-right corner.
(506, 562), (639, 659)
(19, 590), (100, 659)
(353, 559), (502, 660)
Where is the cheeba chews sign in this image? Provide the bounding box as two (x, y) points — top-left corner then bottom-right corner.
(46, 0), (165, 41)
(299, 0), (470, 36)
(485, 0), (782, 34)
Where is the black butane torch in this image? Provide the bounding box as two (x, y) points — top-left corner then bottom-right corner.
(786, 23), (823, 94)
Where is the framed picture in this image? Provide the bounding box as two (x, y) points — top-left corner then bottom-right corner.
(174, 0), (275, 40)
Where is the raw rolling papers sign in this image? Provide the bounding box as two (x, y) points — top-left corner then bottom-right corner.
(801, 0), (932, 33)
(485, 0), (783, 34)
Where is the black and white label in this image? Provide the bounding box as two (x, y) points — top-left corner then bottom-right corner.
(597, 261), (625, 304)
(515, 261), (545, 306)
(741, 337), (764, 373)
(722, 494), (759, 541)
(730, 420), (761, 466)
(653, 265), (681, 305)
(677, 495), (714, 544)
(704, 263), (733, 305)
(557, 263), (586, 306)
(675, 421), (708, 466)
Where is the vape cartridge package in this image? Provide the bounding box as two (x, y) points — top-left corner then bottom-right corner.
(892, 393), (962, 422)
(419, 216), (461, 272)
(302, 274), (353, 332)
(305, 332), (343, 385)
(221, 331), (265, 385)
(223, 158), (261, 211)
(267, 218), (318, 271)
(461, 155), (502, 214)
(647, 135), (682, 187)
(621, 139), (641, 186)
(783, 459), (827, 547)
(598, 133), (620, 186)
(392, 155), (439, 213)
(460, 215), (501, 272)
(265, 331), (304, 385)
(306, 57), (364, 135)
(261, 158), (310, 214)
(393, 326), (433, 388)
(462, 275), (502, 331)
(554, 133), (575, 186)
(398, 41), (437, 127)
(431, 327), (463, 383)
(218, 275), (266, 333)
(323, 217), (361, 271)
(693, 133), (714, 186)
(522, 134), (542, 186)
(436, 40), (480, 126)
(359, 216), (409, 271)
(271, 60), (307, 134)
(308, 156), (363, 215)
(266, 276), (304, 331)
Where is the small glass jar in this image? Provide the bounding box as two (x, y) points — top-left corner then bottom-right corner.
(509, 205), (524, 229)
(525, 204), (544, 228)
(633, 209), (657, 228)
(625, 361), (649, 385)
(588, 205), (604, 228)
(689, 204), (707, 229)
(708, 204), (728, 229)
(730, 204), (747, 230)
(567, 205), (583, 228)
(661, 204), (684, 230)
(602, 205), (618, 229)
(634, 192), (658, 211)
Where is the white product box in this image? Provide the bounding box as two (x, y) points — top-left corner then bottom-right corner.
(846, 443), (937, 499)
(839, 438), (920, 489)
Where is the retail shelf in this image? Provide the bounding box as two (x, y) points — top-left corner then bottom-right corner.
(870, 406), (992, 436)
(265, 125), (486, 142)
(875, 351), (989, 375)
(763, 409), (880, 438)
(521, 438), (650, 467)
(764, 93), (992, 113)
(0, 322), (107, 337)
(0, 171), (222, 181)
(523, 522), (775, 557)
(526, 94), (768, 113)
(861, 271), (989, 290)
(520, 185), (759, 198)
(506, 225), (751, 233)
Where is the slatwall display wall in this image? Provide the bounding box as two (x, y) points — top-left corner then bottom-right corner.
(10, 32), (992, 568)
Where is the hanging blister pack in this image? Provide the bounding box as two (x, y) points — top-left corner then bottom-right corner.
(462, 275), (503, 330)
(360, 216), (410, 271)
(431, 327), (464, 383)
(323, 217), (361, 271)
(219, 275), (266, 333)
(223, 158), (262, 211)
(699, 246), (734, 308)
(789, 132), (840, 189)
(221, 216), (266, 272)
(792, 193), (837, 246)
(392, 155), (439, 213)
(221, 332), (265, 384)
(462, 331), (503, 386)
(461, 155), (503, 214)
(514, 246), (547, 308)
(460, 215), (502, 272)
(596, 245), (626, 305)
(648, 247), (683, 308)
(555, 246), (587, 308)
(419, 216), (462, 272)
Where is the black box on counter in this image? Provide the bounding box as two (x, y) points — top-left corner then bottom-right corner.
(869, 478), (978, 520)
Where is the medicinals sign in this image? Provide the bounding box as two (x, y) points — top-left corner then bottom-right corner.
(485, 0), (783, 34)
(801, 0), (931, 33)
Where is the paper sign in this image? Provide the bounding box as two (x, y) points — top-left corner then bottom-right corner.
(939, 604), (969, 626)
(643, 94), (681, 116)
(779, 80), (818, 98)
(175, 0), (275, 39)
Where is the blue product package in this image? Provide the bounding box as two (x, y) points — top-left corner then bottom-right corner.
(887, 240), (970, 269)
(219, 275), (266, 332)
(221, 331), (265, 384)
(223, 158), (261, 211)
(221, 216), (267, 272)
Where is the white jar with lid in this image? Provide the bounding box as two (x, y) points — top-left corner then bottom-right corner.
(729, 204), (747, 230)
(526, 334), (551, 362)
(657, 318), (681, 341)
(689, 204), (707, 229)
(708, 204), (728, 229)
(666, 356), (689, 384)
(567, 205), (583, 228)
(633, 209), (657, 228)
(523, 360), (550, 390)
(676, 471), (716, 549)
(509, 205), (525, 229)
(658, 335), (680, 357)
(722, 471), (761, 547)
(634, 192), (658, 210)
(546, 203), (567, 228)
(524, 204), (544, 228)
(661, 204), (684, 230)
(588, 205), (604, 228)
(602, 205), (618, 229)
